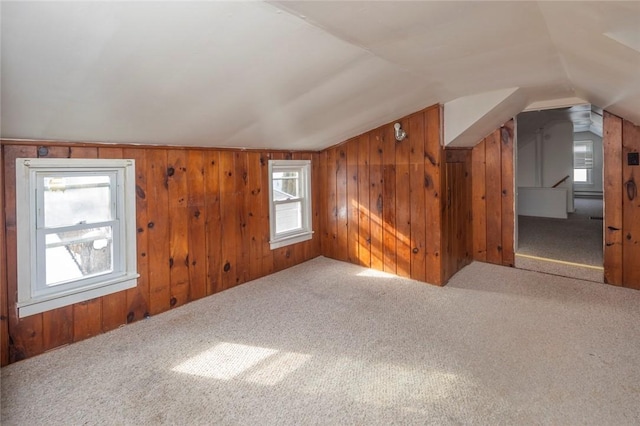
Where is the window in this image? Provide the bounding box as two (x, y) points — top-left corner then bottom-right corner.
(268, 160), (312, 249)
(573, 140), (593, 184)
(16, 158), (138, 317)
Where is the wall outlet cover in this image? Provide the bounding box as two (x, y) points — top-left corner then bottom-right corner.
(628, 152), (639, 166)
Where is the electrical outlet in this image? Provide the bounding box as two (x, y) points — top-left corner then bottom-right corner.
(629, 152), (639, 166)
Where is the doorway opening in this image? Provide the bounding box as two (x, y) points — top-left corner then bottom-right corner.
(514, 104), (604, 282)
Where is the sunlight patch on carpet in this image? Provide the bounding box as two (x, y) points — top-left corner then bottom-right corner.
(245, 351), (311, 386)
(172, 342), (310, 385)
(356, 269), (398, 279)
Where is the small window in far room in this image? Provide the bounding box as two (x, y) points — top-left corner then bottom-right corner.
(268, 160), (312, 249)
(15, 158), (139, 318)
(573, 140), (593, 184)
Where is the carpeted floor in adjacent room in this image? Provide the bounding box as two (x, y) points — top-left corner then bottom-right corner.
(2, 256), (639, 425)
(517, 198), (604, 281)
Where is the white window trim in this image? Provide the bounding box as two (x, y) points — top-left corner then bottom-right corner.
(573, 140), (594, 185)
(15, 158), (139, 318)
(268, 160), (313, 250)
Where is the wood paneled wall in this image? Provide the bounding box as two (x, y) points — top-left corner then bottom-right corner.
(1, 141), (320, 365)
(470, 120), (515, 267)
(318, 105), (469, 286)
(603, 113), (640, 289)
(442, 149), (473, 282)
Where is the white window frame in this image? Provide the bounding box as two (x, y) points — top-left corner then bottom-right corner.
(573, 140), (594, 184)
(15, 158), (139, 318)
(268, 160), (312, 250)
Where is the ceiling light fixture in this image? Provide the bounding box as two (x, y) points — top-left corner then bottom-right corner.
(394, 123), (407, 142)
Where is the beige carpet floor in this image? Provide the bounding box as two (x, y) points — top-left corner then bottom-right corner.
(517, 198), (603, 267)
(2, 257), (640, 425)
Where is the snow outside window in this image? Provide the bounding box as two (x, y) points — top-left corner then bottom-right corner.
(15, 158), (138, 317)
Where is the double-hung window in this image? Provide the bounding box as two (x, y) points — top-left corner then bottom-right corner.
(573, 140), (594, 184)
(268, 160), (312, 249)
(15, 158), (138, 317)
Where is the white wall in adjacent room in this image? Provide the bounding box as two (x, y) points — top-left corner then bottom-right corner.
(517, 115), (574, 213)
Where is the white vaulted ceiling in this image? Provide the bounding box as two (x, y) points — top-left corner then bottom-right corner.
(1, 1), (639, 150)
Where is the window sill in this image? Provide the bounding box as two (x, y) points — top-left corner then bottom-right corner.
(270, 231), (313, 250)
(17, 273), (139, 318)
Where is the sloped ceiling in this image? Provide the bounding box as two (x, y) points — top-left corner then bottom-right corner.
(1, 1), (639, 151)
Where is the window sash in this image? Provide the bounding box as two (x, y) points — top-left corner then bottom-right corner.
(274, 200), (304, 236)
(268, 160), (312, 248)
(574, 141), (593, 169)
(15, 158), (138, 317)
(35, 220), (121, 296)
(34, 170), (125, 294)
(39, 171), (117, 229)
(273, 197), (304, 205)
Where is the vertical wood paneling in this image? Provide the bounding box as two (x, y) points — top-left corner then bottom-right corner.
(72, 300), (102, 342)
(470, 123), (516, 268)
(395, 119), (411, 278)
(259, 153), (274, 278)
(442, 164), (455, 280)
(409, 112), (426, 282)
(467, 113), (635, 288)
(235, 152), (250, 285)
(485, 130), (503, 264)
(357, 134), (371, 267)
(247, 152), (263, 281)
(319, 150), (329, 256)
(442, 150), (472, 282)
(382, 126), (397, 274)
(1, 141), (320, 364)
(69, 146), (99, 158)
(369, 129), (384, 270)
(122, 148), (150, 321)
(311, 153), (322, 257)
(500, 122), (515, 267)
(146, 149), (171, 314)
(97, 147), (127, 332)
(39, 146), (70, 158)
(42, 304), (73, 352)
(424, 106), (443, 285)
(603, 112), (624, 286)
(204, 151), (222, 294)
(335, 147), (348, 262)
(465, 152), (473, 266)
(326, 148), (338, 260)
(0, 146), (8, 365)
(346, 140), (359, 264)
(167, 150), (190, 308)
(318, 105), (445, 285)
(219, 151), (237, 290)
(466, 120), (517, 269)
(622, 120), (640, 289)
(187, 150), (207, 299)
(472, 140), (487, 262)
(4, 146), (43, 362)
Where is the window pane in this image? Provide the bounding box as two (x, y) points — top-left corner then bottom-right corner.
(275, 201), (302, 234)
(272, 171), (300, 200)
(574, 168), (587, 183)
(573, 141), (594, 168)
(45, 226), (113, 286)
(44, 175), (112, 227)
